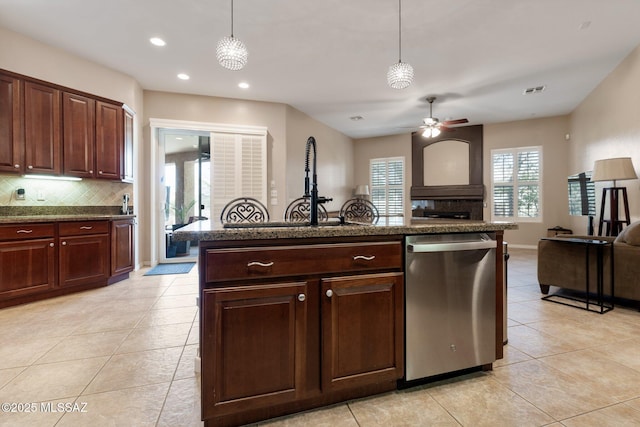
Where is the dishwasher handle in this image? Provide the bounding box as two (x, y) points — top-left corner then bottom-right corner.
(407, 240), (497, 253)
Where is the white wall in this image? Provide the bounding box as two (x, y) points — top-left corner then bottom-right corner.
(568, 44), (640, 232)
(484, 116), (571, 246)
(353, 133), (413, 220)
(285, 106), (354, 214)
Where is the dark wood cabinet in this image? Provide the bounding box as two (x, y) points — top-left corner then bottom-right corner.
(95, 100), (123, 180)
(58, 221), (110, 288)
(122, 106), (134, 183)
(321, 272), (404, 392)
(0, 224), (56, 300)
(200, 238), (404, 426)
(202, 282), (308, 419)
(0, 73), (22, 173)
(63, 92), (95, 177)
(1, 68), (134, 182)
(0, 219), (134, 308)
(111, 218), (135, 277)
(24, 81), (61, 174)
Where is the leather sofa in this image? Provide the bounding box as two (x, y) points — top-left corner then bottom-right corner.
(538, 221), (640, 302)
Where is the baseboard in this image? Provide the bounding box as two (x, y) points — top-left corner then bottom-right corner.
(506, 244), (537, 250)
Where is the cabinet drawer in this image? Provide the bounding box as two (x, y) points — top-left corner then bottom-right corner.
(206, 241), (402, 283)
(59, 221), (109, 236)
(0, 224), (55, 241)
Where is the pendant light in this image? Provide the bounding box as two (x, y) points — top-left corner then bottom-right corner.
(387, 0), (414, 89)
(216, 0), (248, 71)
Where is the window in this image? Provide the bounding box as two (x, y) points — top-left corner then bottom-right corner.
(370, 157), (404, 225)
(491, 147), (542, 222)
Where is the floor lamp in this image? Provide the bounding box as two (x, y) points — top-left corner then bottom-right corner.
(592, 157), (637, 236)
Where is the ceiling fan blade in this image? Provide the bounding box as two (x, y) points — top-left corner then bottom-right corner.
(441, 118), (469, 126)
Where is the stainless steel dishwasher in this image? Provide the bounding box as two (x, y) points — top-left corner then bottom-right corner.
(405, 233), (497, 381)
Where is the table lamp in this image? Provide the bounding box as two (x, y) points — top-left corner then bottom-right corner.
(354, 184), (370, 199)
(592, 157), (637, 236)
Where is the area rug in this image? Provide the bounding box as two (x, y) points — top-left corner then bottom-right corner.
(144, 262), (195, 276)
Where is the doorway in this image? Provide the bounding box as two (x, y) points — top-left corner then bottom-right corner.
(160, 129), (210, 262)
(149, 119), (268, 266)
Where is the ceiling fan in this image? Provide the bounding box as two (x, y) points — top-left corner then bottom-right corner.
(418, 96), (469, 138)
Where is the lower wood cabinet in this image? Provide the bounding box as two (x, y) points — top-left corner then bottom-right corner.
(321, 272), (404, 393)
(202, 281), (308, 419)
(111, 218), (135, 277)
(200, 237), (404, 426)
(0, 238), (56, 300)
(0, 218), (134, 308)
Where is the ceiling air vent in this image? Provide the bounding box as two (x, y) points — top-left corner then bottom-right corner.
(523, 85), (546, 95)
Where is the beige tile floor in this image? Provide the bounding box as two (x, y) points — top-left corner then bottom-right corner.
(1, 248), (640, 426)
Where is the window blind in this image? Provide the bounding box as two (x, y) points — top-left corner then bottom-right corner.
(491, 147), (542, 221)
(370, 157), (404, 220)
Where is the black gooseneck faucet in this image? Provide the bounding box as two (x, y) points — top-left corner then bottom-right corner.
(304, 136), (332, 226)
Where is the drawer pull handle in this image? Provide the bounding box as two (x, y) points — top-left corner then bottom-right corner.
(14, 164), (20, 169)
(298, 293), (306, 302)
(247, 261), (274, 268)
(353, 255), (375, 261)
(49, 243), (54, 247)
(326, 289), (333, 298)
(62, 241), (67, 246)
(80, 226), (93, 230)
(17, 229), (33, 234)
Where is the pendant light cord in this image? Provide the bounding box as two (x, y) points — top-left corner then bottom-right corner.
(398, 0), (402, 63)
(231, 0), (235, 37)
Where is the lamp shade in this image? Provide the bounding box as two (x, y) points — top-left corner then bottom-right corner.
(355, 184), (370, 197)
(592, 157), (637, 182)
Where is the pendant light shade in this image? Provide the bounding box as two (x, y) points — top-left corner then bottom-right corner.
(388, 62), (414, 90)
(217, 0), (248, 71)
(387, 0), (413, 89)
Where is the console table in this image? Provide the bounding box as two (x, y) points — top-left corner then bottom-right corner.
(541, 237), (614, 314)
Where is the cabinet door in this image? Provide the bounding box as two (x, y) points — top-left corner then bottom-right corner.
(95, 101), (123, 180)
(122, 106), (134, 183)
(111, 219), (134, 276)
(321, 272), (404, 392)
(202, 282), (308, 418)
(63, 92), (95, 177)
(24, 81), (61, 174)
(0, 238), (56, 300)
(0, 73), (22, 173)
(59, 234), (110, 288)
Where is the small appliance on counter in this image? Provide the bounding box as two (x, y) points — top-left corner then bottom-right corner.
(121, 194), (130, 214)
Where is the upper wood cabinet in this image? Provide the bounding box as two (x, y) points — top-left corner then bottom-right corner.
(0, 74), (22, 173)
(122, 106), (134, 183)
(0, 69), (134, 182)
(95, 100), (123, 180)
(24, 81), (62, 175)
(63, 92), (95, 178)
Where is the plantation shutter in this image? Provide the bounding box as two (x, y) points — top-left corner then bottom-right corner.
(371, 157), (404, 221)
(211, 132), (267, 220)
(492, 147), (542, 221)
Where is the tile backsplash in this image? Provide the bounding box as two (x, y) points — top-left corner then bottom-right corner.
(0, 175), (133, 207)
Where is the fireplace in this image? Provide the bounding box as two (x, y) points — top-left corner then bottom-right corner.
(412, 199), (483, 220)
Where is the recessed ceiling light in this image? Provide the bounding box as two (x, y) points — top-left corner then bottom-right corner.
(238, 82), (250, 89)
(176, 137), (183, 140)
(350, 116), (364, 121)
(150, 37), (166, 47)
(177, 73), (190, 80)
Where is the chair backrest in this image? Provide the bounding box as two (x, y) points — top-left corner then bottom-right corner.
(220, 197), (269, 224)
(284, 197), (329, 222)
(339, 198), (379, 224)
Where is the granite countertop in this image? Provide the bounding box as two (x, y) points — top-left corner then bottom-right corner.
(172, 218), (518, 241)
(0, 214), (136, 224)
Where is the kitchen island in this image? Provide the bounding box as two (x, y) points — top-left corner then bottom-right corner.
(173, 219), (516, 427)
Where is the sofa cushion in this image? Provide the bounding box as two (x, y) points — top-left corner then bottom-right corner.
(616, 221), (640, 246)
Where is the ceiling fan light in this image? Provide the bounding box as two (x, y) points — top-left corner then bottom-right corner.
(422, 127), (441, 138)
(216, 35), (248, 70)
(387, 62), (414, 89)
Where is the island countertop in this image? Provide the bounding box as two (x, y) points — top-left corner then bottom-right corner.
(172, 218), (517, 241)
(0, 214), (136, 224)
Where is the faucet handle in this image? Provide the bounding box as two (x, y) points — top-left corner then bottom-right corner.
(317, 196), (332, 204)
